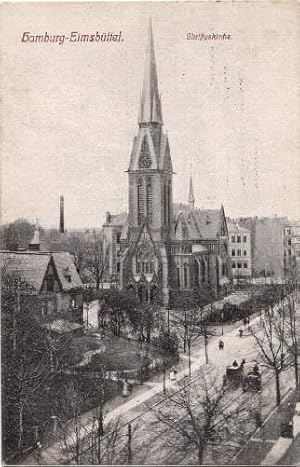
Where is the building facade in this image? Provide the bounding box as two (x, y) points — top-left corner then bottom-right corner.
(227, 222), (252, 279)
(103, 21), (232, 305)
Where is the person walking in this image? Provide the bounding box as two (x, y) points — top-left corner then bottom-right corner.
(218, 339), (224, 350)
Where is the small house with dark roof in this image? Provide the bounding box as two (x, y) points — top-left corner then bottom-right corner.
(0, 248), (84, 325)
(102, 20), (232, 305)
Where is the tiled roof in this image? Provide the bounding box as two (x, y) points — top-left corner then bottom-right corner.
(0, 251), (51, 291)
(0, 250), (83, 292)
(52, 252), (83, 291)
(173, 204), (223, 240)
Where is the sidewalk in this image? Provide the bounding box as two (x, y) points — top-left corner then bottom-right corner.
(233, 388), (295, 465)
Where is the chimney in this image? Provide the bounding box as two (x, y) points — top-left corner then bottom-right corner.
(59, 195), (65, 234)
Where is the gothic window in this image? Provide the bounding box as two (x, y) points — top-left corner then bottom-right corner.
(201, 260), (206, 283)
(176, 268), (180, 287)
(194, 261), (200, 285)
(136, 260), (141, 274)
(138, 138), (152, 168)
(168, 183), (171, 224)
(164, 184), (168, 225)
(137, 181), (144, 225)
(146, 182), (153, 225)
(183, 264), (189, 288)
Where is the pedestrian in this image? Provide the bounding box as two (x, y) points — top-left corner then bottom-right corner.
(232, 360), (238, 367)
(35, 441), (42, 464)
(218, 340), (224, 350)
(239, 328), (243, 337)
(243, 318), (247, 326)
(169, 367), (177, 380)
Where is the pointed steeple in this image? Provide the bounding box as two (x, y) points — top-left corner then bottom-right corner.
(188, 175), (195, 210)
(138, 18), (163, 125)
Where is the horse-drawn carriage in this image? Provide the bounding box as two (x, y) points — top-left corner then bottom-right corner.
(223, 360), (261, 392)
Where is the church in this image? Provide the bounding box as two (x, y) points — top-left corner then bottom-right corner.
(103, 20), (232, 306)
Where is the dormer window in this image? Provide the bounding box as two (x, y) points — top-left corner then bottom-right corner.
(63, 267), (72, 283)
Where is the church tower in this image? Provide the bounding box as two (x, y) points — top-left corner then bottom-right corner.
(128, 19), (173, 243)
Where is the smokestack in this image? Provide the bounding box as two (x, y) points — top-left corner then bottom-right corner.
(59, 195), (65, 234)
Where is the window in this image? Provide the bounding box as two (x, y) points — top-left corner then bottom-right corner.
(231, 249), (235, 256)
(168, 183), (172, 224)
(232, 261), (236, 268)
(237, 236), (241, 243)
(116, 232), (121, 243)
(47, 275), (55, 292)
(137, 182), (144, 225)
(243, 250), (247, 256)
(231, 235), (235, 243)
(237, 249), (241, 256)
(71, 298), (76, 308)
(176, 268), (180, 287)
(184, 264), (189, 287)
(244, 263), (248, 268)
(164, 184), (168, 225)
(201, 260), (206, 283)
(146, 182), (152, 225)
(116, 262), (120, 273)
(237, 262), (242, 269)
(243, 235), (247, 243)
(136, 260), (141, 274)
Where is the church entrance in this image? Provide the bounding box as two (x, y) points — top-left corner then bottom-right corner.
(138, 284), (148, 303)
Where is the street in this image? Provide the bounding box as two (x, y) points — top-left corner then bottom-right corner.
(22, 307), (295, 465)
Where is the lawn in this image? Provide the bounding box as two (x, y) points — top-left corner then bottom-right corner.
(86, 336), (156, 371)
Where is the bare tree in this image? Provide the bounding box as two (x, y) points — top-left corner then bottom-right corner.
(250, 302), (289, 406)
(84, 231), (108, 289)
(149, 371), (249, 465)
(171, 307), (206, 375)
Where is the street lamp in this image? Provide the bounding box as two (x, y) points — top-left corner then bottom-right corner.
(221, 310), (224, 336)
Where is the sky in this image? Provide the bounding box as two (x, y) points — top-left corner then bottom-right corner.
(1, 1), (299, 229)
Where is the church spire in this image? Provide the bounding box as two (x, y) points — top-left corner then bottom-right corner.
(188, 175), (195, 210)
(138, 18), (163, 125)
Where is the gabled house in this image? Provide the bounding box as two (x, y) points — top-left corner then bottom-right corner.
(0, 250), (84, 324)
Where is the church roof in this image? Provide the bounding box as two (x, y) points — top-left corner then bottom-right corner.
(138, 18), (163, 125)
(173, 204), (224, 240)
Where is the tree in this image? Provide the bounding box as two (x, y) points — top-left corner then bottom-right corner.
(171, 308), (204, 375)
(62, 233), (87, 275)
(149, 370), (249, 464)
(83, 231), (108, 289)
(101, 289), (139, 338)
(250, 301), (289, 405)
(0, 218), (35, 250)
(1, 271), (51, 459)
